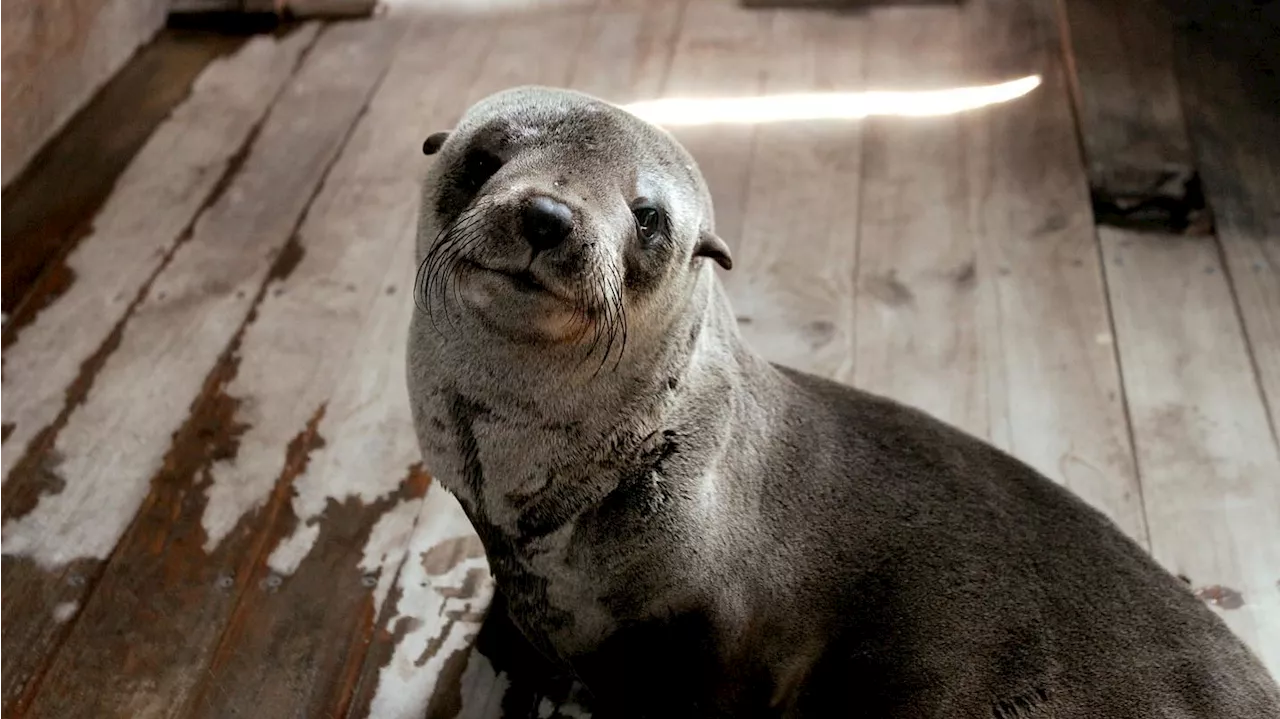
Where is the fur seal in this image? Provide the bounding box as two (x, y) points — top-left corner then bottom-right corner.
(405, 85), (1280, 718)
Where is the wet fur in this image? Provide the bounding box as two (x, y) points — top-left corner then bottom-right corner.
(406, 86), (1280, 718)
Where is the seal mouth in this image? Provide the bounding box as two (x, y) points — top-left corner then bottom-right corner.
(461, 260), (570, 302)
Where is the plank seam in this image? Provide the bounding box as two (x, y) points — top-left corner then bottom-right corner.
(175, 46), (404, 713)
(1172, 29), (1280, 449)
(1211, 233), (1280, 447)
(0, 29), (323, 717)
(1041, 8), (1154, 550)
(1092, 224), (1154, 551)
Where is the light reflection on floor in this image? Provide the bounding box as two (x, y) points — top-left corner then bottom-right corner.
(621, 75), (1043, 125)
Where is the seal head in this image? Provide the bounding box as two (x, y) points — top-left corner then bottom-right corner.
(414, 86), (731, 359)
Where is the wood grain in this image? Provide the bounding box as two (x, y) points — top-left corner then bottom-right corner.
(5, 20), (401, 719)
(726, 9), (865, 383)
(853, 0), (1146, 541)
(1056, 0), (1198, 226)
(854, 6), (986, 436)
(0, 27), (247, 317)
(1, 25), (319, 490)
(181, 17), (489, 718)
(965, 0), (1146, 541)
(1101, 227), (1280, 675)
(0, 25), (321, 717)
(0, 0), (169, 190)
(1176, 21), (1280, 442)
(662, 0), (772, 250)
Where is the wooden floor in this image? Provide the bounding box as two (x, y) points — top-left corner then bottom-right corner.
(2, 0), (1278, 716)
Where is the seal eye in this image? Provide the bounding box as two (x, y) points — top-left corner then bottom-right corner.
(634, 206), (664, 244)
(462, 149), (503, 191)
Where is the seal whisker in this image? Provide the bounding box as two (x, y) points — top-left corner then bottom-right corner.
(611, 264), (628, 372)
(595, 266), (621, 375)
(417, 199), (494, 336)
(574, 267), (606, 375)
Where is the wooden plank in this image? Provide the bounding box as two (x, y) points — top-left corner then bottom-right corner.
(0, 0), (169, 191)
(1176, 21), (1280, 441)
(3, 20), (399, 718)
(660, 0), (773, 249)
(852, 0), (1146, 541)
(1, 25), (318, 490)
(854, 6), (987, 437)
(1100, 227), (1280, 675)
(0, 27), (247, 317)
(566, 0), (684, 104)
(0, 25), (321, 716)
(964, 0), (1146, 541)
(172, 20), (487, 719)
(0, 25), (296, 481)
(725, 9), (865, 382)
(352, 485), (498, 719)
(1055, 0), (1200, 230)
(345, 9), (606, 719)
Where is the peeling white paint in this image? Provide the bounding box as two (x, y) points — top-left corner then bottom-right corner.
(367, 484), (494, 719)
(199, 14), (472, 555)
(0, 27), (318, 490)
(52, 601), (79, 623)
(359, 496), (427, 611)
(267, 522), (322, 576)
(0, 25), (388, 571)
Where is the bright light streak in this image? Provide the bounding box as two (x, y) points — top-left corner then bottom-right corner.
(621, 75), (1042, 126)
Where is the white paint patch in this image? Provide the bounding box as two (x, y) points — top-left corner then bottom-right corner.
(0, 25), (386, 571)
(359, 496), (427, 611)
(266, 522), (322, 576)
(0, 28), (317, 490)
(198, 13), (463, 555)
(52, 601), (79, 623)
(367, 484), (495, 719)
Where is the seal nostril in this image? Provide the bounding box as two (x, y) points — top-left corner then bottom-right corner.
(521, 195), (574, 251)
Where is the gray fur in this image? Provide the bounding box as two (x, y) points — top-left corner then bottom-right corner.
(406, 86), (1280, 718)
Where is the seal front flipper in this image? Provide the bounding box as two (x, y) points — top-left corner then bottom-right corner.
(467, 588), (595, 719)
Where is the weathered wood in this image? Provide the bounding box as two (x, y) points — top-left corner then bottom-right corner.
(1100, 227), (1280, 676)
(0, 0), (170, 189)
(966, 0), (1146, 541)
(176, 18), (484, 718)
(0, 25), (321, 717)
(353, 485), (498, 719)
(854, 0), (1146, 541)
(1056, 0), (1201, 231)
(725, 9), (865, 383)
(1, 25), (318, 490)
(662, 0), (773, 249)
(0, 27), (248, 317)
(347, 9), (600, 718)
(1176, 20), (1280, 443)
(854, 6), (986, 436)
(5, 21), (399, 719)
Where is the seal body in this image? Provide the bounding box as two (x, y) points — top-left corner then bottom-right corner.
(406, 86), (1280, 718)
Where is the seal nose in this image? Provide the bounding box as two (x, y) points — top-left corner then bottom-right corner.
(521, 195), (574, 251)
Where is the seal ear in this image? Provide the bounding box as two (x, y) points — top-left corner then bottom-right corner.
(422, 131), (450, 156)
(695, 231), (734, 271)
